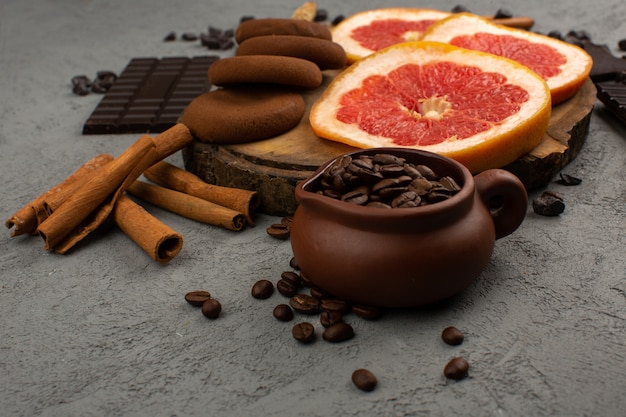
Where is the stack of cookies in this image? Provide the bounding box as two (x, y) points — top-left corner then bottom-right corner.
(182, 18), (347, 144)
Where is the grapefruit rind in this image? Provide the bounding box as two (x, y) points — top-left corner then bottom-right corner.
(421, 13), (592, 105)
(331, 8), (451, 64)
(310, 41), (552, 174)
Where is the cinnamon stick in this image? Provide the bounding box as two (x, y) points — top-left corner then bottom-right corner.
(144, 161), (259, 226)
(127, 181), (245, 231)
(113, 195), (183, 264)
(39, 123), (192, 254)
(5, 154), (114, 237)
(488, 16), (535, 30)
(291, 1), (317, 21)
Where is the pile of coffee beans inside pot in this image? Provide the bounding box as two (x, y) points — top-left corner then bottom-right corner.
(312, 153), (462, 208)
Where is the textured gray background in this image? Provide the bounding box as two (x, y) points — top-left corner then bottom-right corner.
(1, 0), (625, 416)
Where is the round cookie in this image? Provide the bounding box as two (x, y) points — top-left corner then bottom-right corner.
(181, 87), (305, 144)
(235, 18), (332, 44)
(236, 35), (347, 70)
(208, 55), (323, 89)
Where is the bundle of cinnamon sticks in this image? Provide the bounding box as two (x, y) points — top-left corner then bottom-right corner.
(5, 123), (259, 264)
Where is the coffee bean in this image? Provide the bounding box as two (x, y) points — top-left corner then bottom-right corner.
(289, 294), (320, 314)
(619, 38), (626, 51)
(163, 31), (176, 41)
(266, 223), (290, 239)
(273, 304), (294, 321)
(441, 326), (464, 346)
(280, 271), (302, 287)
(320, 310), (343, 328)
(299, 271), (313, 287)
(289, 256), (300, 270)
(493, 8), (513, 18)
(331, 14), (345, 26)
(352, 368), (378, 392)
(532, 190), (565, 216)
(184, 290), (212, 307)
(292, 322), (315, 343)
(313, 8), (328, 22)
(201, 298), (222, 319)
(251, 279), (274, 299)
(351, 304), (382, 320)
(444, 357), (469, 380)
(277, 278), (298, 297)
(309, 286), (331, 300)
(320, 298), (350, 314)
(315, 153), (460, 208)
(182, 32), (199, 41)
(322, 322), (354, 342)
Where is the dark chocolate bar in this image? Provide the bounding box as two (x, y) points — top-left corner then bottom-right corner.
(596, 80), (626, 125)
(83, 55), (218, 134)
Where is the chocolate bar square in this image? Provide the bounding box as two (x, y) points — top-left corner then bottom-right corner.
(83, 55), (218, 134)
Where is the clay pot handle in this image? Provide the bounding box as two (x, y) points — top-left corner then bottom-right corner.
(474, 169), (528, 239)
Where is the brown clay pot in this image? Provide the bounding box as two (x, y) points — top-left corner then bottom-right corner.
(290, 148), (528, 308)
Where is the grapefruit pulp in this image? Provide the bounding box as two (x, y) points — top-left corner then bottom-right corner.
(309, 41), (552, 173)
(331, 8), (451, 63)
(421, 13), (592, 104)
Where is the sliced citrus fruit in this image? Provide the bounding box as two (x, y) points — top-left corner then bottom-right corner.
(331, 8), (450, 63)
(421, 13), (592, 105)
(309, 41), (552, 173)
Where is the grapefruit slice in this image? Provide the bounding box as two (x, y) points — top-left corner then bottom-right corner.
(331, 8), (451, 63)
(421, 13), (592, 105)
(309, 41), (552, 173)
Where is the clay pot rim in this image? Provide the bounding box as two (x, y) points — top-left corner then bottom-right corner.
(296, 147), (475, 221)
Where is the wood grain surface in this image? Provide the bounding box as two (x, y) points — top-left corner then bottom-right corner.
(183, 73), (596, 216)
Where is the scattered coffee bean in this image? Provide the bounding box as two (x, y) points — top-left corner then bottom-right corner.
(444, 357), (469, 380)
(280, 271), (302, 287)
(200, 26), (235, 50)
(619, 39), (626, 51)
(184, 290), (212, 307)
(277, 278), (298, 297)
(163, 31), (176, 41)
(289, 256), (300, 270)
(352, 368), (378, 392)
(532, 190), (565, 216)
(181, 32), (199, 41)
(313, 8), (328, 22)
(351, 304), (382, 320)
(266, 222), (290, 239)
(441, 326), (464, 346)
(331, 15), (345, 26)
(309, 286), (331, 300)
(71, 75), (92, 96)
(320, 298), (350, 314)
(201, 298), (222, 319)
(322, 322), (354, 343)
(91, 70), (117, 93)
(292, 322), (316, 343)
(493, 8), (513, 18)
(451, 5), (470, 13)
(558, 173), (582, 186)
(251, 279), (274, 299)
(320, 310), (343, 328)
(313, 153), (461, 208)
(289, 294), (321, 314)
(273, 304), (294, 322)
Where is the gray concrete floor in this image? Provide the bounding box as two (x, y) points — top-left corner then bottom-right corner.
(1, 0), (625, 416)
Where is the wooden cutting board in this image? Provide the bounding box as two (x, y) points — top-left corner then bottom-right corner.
(183, 71), (596, 216)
